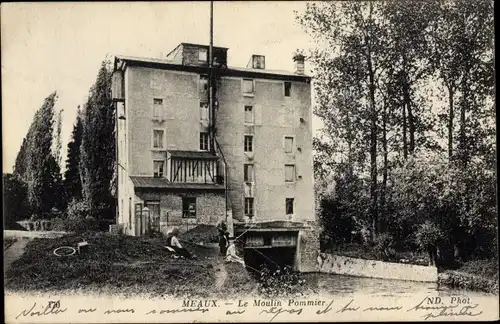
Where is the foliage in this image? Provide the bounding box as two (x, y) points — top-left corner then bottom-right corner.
(63, 107), (84, 204)
(415, 221), (443, 250)
(80, 60), (116, 222)
(258, 265), (306, 298)
(440, 270), (498, 294)
(3, 173), (30, 225)
(298, 0), (495, 266)
(65, 200), (98, 233)
(12, 92), (64, 219)
(373, 232), (396, 261)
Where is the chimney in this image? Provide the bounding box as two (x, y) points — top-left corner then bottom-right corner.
(247, 55), (265, 69)
(293, 53), (305, 75)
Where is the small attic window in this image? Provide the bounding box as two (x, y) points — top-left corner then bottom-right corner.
(199, 48), (208, 62)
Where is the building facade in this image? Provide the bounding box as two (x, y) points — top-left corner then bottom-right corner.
(112, 43), (318, 271)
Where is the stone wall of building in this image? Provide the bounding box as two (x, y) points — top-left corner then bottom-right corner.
(135, 190), (225, 235)
(295, 221), (320, 272)
(216, 77), (314, 223)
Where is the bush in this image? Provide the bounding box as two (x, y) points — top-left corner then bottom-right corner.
(373, 233), (396, 260)
(51, 217), (67, 231)
(415, 221), (443, 250)
(440, 270), (499, 294)
(65, 200), (97, 233)
(258, 265), (306, 298)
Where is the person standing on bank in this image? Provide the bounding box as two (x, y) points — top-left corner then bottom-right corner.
(217, 221), (229, 256)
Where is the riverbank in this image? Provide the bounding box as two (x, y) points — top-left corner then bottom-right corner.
(4, 232), (219, 297)
(439, 259), (499, 294)
(323, 243), (498, 293)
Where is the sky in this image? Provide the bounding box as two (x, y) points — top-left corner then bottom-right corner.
(1, 1), (320, 173)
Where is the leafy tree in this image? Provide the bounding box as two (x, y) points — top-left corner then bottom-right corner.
(3, 173), (29, 225)
(63, 106), (84, 204)
(297, 0), (496, 267)
(80, 60), (116, 224)
(432, 0), (494, 164)
(297, 1), (391, 239)
(14, 92), (64, 219)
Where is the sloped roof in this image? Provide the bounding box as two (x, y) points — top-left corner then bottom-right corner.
(168, 150), (219, 160)
(114, 55), (311, 81)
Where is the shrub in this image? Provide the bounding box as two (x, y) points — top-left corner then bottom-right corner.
(374, 233), (396, 261)
(258, 265), (305, 298)
(51, 217), (67, 231)
(65, 200), (97, 233)
(415, 221), (443, 250)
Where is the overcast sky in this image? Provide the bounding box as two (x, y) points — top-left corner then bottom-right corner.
(2, 1), (319, 173)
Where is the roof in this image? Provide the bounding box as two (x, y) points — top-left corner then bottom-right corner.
(233, 220), (311, 231)
(114, 55), (311, 82)
(168, 150), (219, 160)
(130, 176), (225, 191)
(180, 42), (229, 50)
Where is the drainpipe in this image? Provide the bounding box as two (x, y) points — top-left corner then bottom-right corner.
(209, 0), (214, 153)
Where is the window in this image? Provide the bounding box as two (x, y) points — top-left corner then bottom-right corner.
(199, 48), (208, 62)
(285, 164), (295, 182)
(182, 197), (197, 218)
(153, 130), (164, 149)
(200, 132), (210, 151)
(153, 160), (164, 178)
(244, 135), (253, 152)
(286, 198), (294, 215)
(284, 136), (294, 153)
(200, 103), (209, 121)
(199, 75), (208, 92)
(245, 197), (254, 217)
(244, 105), (254, 124)
(153, 98), (163, 119)
(244, 164), (254, 182)
(284, 81), (292, 97)
(243, 79), (254, 95)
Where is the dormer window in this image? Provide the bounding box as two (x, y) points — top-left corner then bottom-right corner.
(199, 48), (208, 63)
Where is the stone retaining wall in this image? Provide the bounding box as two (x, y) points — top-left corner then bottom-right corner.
(318, 253), (438, 282)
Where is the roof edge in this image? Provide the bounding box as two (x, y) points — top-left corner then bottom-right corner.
(114, 55), (312, 81)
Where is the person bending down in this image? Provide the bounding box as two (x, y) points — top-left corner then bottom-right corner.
(225, 237), (245, 266)
(167, 228), (193, 259)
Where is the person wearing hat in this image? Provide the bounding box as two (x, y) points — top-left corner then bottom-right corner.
(217, 221), (229, 256)
(225, 237), (245, 265)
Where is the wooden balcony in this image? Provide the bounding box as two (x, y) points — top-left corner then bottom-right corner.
(167, 150), (224, 185)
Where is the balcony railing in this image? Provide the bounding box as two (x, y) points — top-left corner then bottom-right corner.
(166, 150), (224, 185)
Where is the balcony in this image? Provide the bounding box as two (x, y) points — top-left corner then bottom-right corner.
(167, 150), (224, 185)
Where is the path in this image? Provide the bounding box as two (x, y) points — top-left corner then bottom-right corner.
(214, 261), (228, 290)
(4, 238), (30, 271)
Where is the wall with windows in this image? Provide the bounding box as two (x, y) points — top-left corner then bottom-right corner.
(125, 66), (204, 177)
(133, 190), (226, 235)
(216, 75), (314, 223)
(120, 63), (314, 226)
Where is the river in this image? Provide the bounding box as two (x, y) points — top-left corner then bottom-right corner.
(301, 273), (495, 298)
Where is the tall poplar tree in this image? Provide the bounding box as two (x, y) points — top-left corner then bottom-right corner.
(80, 60), (116, 223)
(14, 92), (63, 218)
(63, 106), (84, 204)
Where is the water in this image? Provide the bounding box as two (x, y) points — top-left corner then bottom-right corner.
(303, 273), (495, 298)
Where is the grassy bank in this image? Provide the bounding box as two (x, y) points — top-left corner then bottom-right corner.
(439, 259), (499, 294)
(4, 232), (217, 297)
